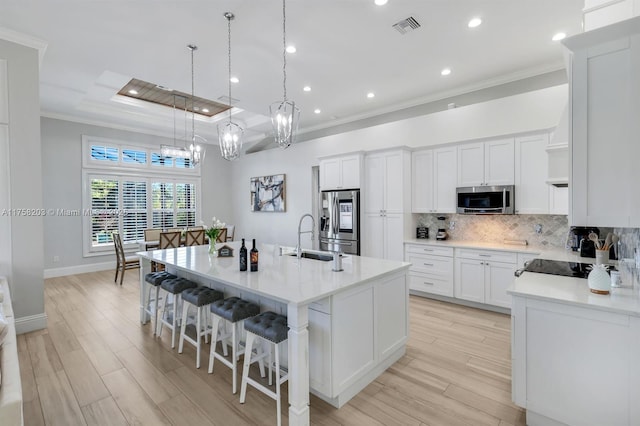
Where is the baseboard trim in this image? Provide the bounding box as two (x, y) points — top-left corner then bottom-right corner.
(15, 313), (47, 334)
(44, 261), (114, 278)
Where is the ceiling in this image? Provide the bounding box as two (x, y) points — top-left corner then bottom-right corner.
(0, 0), (584, 153)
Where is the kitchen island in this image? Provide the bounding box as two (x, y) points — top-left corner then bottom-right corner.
(508, 261), (640, 426)
(137, 242), (410, 426)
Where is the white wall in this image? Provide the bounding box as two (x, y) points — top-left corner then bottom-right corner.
(0, 39), (45, 331)
(41, 117), (233, 274)
(230, 84), (568, 247)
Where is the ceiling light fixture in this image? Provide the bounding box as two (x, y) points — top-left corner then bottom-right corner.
(303, 86), (311, 92)
(367, 92), (375, 98)
(468, 17), (482, 28)
(187, 44), (205, 166)
(552, 32), (566, 41)
(269, 0), (300, 149)
(128, 89), (138, 95)
(218, 12), (244, 161)
(161, 94), (192, 160)
(374, 0), (388, 5)
(441, 68), (451, 76)
(230, 76), (239, 83)
(314, 109), (321, 114)
(286, 45), (297, 53)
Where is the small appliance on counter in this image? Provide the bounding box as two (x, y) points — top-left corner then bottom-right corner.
(567, 226), (600, 258)
(416, 227), (429, 239)
(436, 216), (448, 241)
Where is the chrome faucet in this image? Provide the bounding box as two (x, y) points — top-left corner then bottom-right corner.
(296, 213), (316, 259)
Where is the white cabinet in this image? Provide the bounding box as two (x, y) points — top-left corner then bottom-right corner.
(363, 149), (410, 260)
(549, 186), (569, 215)
(565, 18), (640, 227)
(454, 249), (517, 308)
(411, 147), (457, 213)
(0, 60), (7, 125)
(404, 244), (454, 297)
(457, 138), (514, 187)
(319, 153), (362, 191)
(514, 134), (550, 214)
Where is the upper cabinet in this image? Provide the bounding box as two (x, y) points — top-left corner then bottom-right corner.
(0, 60), (7, 125)
(319, 153), (363, 191)
(564, 17), (640, 227)
(514, 134), (550, 214)
(364, 149), (410, 214)
(411, 147), (457, 213)
(457, 138), (514, 187)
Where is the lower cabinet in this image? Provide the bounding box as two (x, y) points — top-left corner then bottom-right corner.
(405, 244), (454, 297)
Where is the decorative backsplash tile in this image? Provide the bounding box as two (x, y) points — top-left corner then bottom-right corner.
(415, 213), (570, 249)
(613, 227), (640, 260)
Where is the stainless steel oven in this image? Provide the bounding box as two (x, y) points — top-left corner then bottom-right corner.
(456, 185), (515, 214)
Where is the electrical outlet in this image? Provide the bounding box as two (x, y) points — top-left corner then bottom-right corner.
(53, 256), (60, 262)
(449, 221), (455, 231)
(534, 224), (543, 234)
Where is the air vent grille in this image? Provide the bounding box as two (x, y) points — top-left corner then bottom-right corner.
(392, 16), (421, 34)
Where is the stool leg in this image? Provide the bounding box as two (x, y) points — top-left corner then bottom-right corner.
(221, 322), (229, 357)
(208, 313), (222, 374)
(257, 340), (266, 378)
(203, 308), (210, 344)
(171, 294), (179, 348)
(268, 342), (273, 386)
(156, 289), (168, 337)
(178, 302), (190, 354)
(275, 342), (282, 426)
(239, 332), (256, 404)
(153, 285), (161, 336)
(232, 322), (238, 393)
(196, 305), (202, 368)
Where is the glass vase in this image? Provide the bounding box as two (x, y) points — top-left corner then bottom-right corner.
(209, 240), (217, 256)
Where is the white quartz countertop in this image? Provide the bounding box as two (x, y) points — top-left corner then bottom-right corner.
(137, 242), (410, 305)
(404, 238), (550, 254)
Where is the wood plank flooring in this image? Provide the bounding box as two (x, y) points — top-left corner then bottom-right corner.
(18, 270), (526, 425)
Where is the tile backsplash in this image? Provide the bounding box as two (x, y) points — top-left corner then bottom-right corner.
(415, 214), (570, 249)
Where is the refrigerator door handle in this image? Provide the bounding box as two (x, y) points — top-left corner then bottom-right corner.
(332, 195), (339, 235)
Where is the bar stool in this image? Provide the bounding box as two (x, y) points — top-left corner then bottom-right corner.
(208, 297), (261, 394)
(178, 286), (224, 368)
(240, 312), (289, 426)
(143, 271), (176, 336)
(156, 277), (197, 348)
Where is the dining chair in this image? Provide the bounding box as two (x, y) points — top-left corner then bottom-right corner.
(185, 229), (205, 246)
(188, 225), (205, 231)
(143, 228), (161, 250)
(225, 225), (235, 242)
(216, 228), (228, 243)
(112, 231), (139, 286)
(167, 227), (183, 233)
(159, 231), (182, 249)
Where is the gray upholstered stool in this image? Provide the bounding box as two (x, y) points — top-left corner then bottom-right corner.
(240, 311), (289, 426)
(143, 271), (176, 336)
(156, 277), (197, 348)
(208, 297), (261, 394)
(178, 287), (224, 368)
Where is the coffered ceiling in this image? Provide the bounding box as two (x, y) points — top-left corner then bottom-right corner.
(0, 0), (584, 153)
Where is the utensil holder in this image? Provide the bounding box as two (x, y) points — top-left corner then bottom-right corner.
(595, 249), (609, 265)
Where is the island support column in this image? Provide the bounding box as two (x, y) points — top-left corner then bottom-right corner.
(287, 302), (310, 426)
(139, 257), (152, 324)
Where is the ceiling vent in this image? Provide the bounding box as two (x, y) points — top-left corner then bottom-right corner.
(217, 95), (240, 105)
(392, 16), (421, 34)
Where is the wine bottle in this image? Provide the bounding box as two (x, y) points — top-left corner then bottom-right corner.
(250, 239), (259, 272)
(239, 238), (247, 271)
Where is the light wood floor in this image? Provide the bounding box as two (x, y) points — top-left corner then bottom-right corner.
(18, 270), (526, 425)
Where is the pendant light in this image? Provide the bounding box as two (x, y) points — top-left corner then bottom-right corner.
(188, 44), (205, 166)
(269, 0), (300, 149)
(218, 12), (243, 161)
(161, 94), (191, 159)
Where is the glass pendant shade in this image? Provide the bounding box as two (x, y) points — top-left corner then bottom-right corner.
(270, 99), (300, 149)
(218, 121), (243, 161)
(190, 134), (206, 166)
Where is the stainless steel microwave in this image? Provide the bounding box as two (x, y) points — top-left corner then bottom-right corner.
(456, 185), (515, 214)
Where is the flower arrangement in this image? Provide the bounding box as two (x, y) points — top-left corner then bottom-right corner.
(203, 217), (226, 254)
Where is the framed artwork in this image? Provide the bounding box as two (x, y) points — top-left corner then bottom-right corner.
(250, 174), (286, 212)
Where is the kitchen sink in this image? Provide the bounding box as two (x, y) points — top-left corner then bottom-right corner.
(287, 252), (335, 261)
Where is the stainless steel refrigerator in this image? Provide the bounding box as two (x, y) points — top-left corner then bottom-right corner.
(319, 189), (360, 255)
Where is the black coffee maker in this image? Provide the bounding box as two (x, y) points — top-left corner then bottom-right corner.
(568, 226), (600, 258)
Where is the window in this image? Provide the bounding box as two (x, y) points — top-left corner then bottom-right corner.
(82, 136), (200, 256)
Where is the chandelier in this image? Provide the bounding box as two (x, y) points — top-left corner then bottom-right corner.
(218, 12), (243, 161)
(269, 0), (300, 149)
(160, 94), (191, 159)
(188, 44), (205, 166)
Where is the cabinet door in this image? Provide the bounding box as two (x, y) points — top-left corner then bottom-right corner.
(484, 261), (516, 308)
(411, 150), (433, 213)
(457, 142), (484, 187)
(454, 258), (485, 303)
(384, 152), (404, 213)
(362, 213), (384, 258)
(515, 134), (549, 214)
(320, 158), (341, 191)
(433, 147), (457, 213)
(308, 308), (332, 396)
(364, 154), (384, 213)
(384, 213), (404, 261)
(340, 156), (360, 189)
(484, 138), (514, 186)
(376, 274), (408, 360)
(549, 186), (569, 215)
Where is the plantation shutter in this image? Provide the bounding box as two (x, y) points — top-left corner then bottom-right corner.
(90, 177), (119, 247)
(122, 180), (147, 243)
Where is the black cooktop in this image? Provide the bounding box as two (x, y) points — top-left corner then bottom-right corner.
(524, 259), (594, 279)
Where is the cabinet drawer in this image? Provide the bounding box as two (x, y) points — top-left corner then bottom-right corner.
(456, 248), (517, 264)
(406, 253), (453, 276)
(409, 272), (453, 297)
(310, 297), (331, 314)
(405, 244), (453, 257)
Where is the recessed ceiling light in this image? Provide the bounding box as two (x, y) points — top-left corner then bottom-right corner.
(367, 92), (375, 98)
(303, 86), (311, 92)
(314, 109), (321, 114)
(468, 17), (482, 28)
(374, 0), (388, 5)
(441, 68), (451, 76)
(552, 32), (566, 41)
(128, 89), (138, 95)
(230, 76), (239, 83)
(202, 108), (209, 113)
(286, 45), (297, 53)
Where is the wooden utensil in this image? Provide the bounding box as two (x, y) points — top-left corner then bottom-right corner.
(589, 232), (601, 250)
(604, 232), (613, 250)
